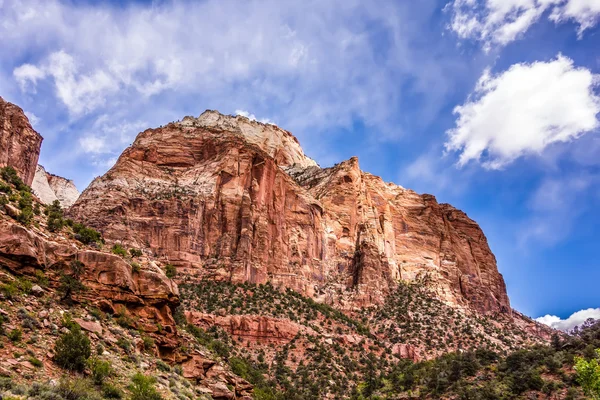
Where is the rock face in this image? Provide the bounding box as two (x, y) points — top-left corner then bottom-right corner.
(0, 218), (180, 356)
(186, 311), (317, 344)
(32, 165), (80, 208)
(70, 111), (510, 314)
(0, 97), (43, 186)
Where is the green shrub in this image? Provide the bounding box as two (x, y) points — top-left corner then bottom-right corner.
(156, 359), (171, 372)
(34, 270), (49, 287)
(141, 335), (155, 352)
(54, 324), (91, 372)
(55, 377), (101, 400)
(131, 262), (140, 273)
(28, 356), (43, 368)
(102, 382), (123, 399)
(116, 337), (132, 353)
(73, 223), (103, 245)
(111, 243), (128, 257)
(129, 373), (163, 400)
(129, 248), (143, 258)
(16, 191), (33, 225)
(8, 328), (22, 342)
(165, 263), (177, 279)
(1, 166), (29, 192)
(1, 281), (18, 299)
(88, 358), (113, 385)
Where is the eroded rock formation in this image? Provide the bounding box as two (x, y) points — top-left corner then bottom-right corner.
(0, 97), (42, 186)
(70, 110), (510, 314)
(32, 164), (80, 207)
(0, 218), (179, 354)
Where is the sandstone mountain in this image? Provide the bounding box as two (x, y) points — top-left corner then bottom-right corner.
(0, 99), (565, 399)
(32, 164), (80, 208)
(70, 110), (509, 315)
(0, 97), (42, 186)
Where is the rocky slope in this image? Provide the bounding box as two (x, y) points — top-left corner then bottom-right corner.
(0, 167), (253, 399)
(70, 110), (508, 315)
(32, 164), (80, 207)
(0, 97), (42, 186)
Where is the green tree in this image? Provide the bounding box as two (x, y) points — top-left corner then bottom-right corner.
(574, 349), (600, 400)
(46, 200), (64, 232)
(54, 324), (91, 372)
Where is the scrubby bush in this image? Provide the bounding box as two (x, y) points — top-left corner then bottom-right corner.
(1, 166), (29, 192)
(165, 263), (177, 278)
(8, 328), (22, 342)
(73, 222), (103, 245)
(129, 248), (143, 258)
(129, 373), (163, 400)
(111, 244), (128, 257)
(89, 358), (113, 385)
(54, 324), (91, 372)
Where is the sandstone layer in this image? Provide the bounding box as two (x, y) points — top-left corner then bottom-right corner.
(0, 97), (42, 186)
(0, 217), (180, 356)
(70, 111), (510, 315)
(32, 164), (80, 207)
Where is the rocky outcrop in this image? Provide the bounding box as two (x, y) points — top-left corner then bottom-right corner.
(32, 165), (59, 204)
(70, 111), (510, 315)
(32, 165), (79, 207)
(0, 218), (179, 354)
(0, 97), (43, 186)
(185, 311), (317, 344)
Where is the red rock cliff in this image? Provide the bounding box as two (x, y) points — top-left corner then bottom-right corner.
(0, 97), (43, 186)
(69, 111), (510, 314)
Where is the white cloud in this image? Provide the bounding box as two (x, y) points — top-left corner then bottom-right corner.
(446, 55), (600, 169)
(79, 136), (108, 154)
(537, 308), (600, 331)
(0, 0), (455, 142)
(14, 51), (119, 116)
(448, 0), (600, 49)
(13, 63), (45, 92)
(235, 109), (274, 124)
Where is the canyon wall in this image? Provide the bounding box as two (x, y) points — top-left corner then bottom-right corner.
(70, 111), (510, 314)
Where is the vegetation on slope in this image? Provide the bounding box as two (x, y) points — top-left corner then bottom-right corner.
(180, 280), (600, 399)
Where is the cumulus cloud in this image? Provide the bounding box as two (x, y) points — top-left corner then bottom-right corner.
(448, 0), (600, 49)
(536, 308), (600, 331)
(446, 55), (600, 169)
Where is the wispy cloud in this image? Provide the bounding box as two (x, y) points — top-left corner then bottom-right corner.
(448, 0), (600, 50)
(519, 171), (600, 246)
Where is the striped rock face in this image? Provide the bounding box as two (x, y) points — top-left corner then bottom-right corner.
(0, 97), (43, 186)
(70, 110), (510, 315)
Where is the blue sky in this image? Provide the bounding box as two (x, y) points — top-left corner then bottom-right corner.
(1, 0), (599, 328)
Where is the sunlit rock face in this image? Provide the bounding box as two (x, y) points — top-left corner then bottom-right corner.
(70, 110), (510, 314)
(0, 97), (43, 186)
(32, 165), (80, 208)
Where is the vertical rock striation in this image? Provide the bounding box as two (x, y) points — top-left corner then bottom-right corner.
(0, 97), (43, 186)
